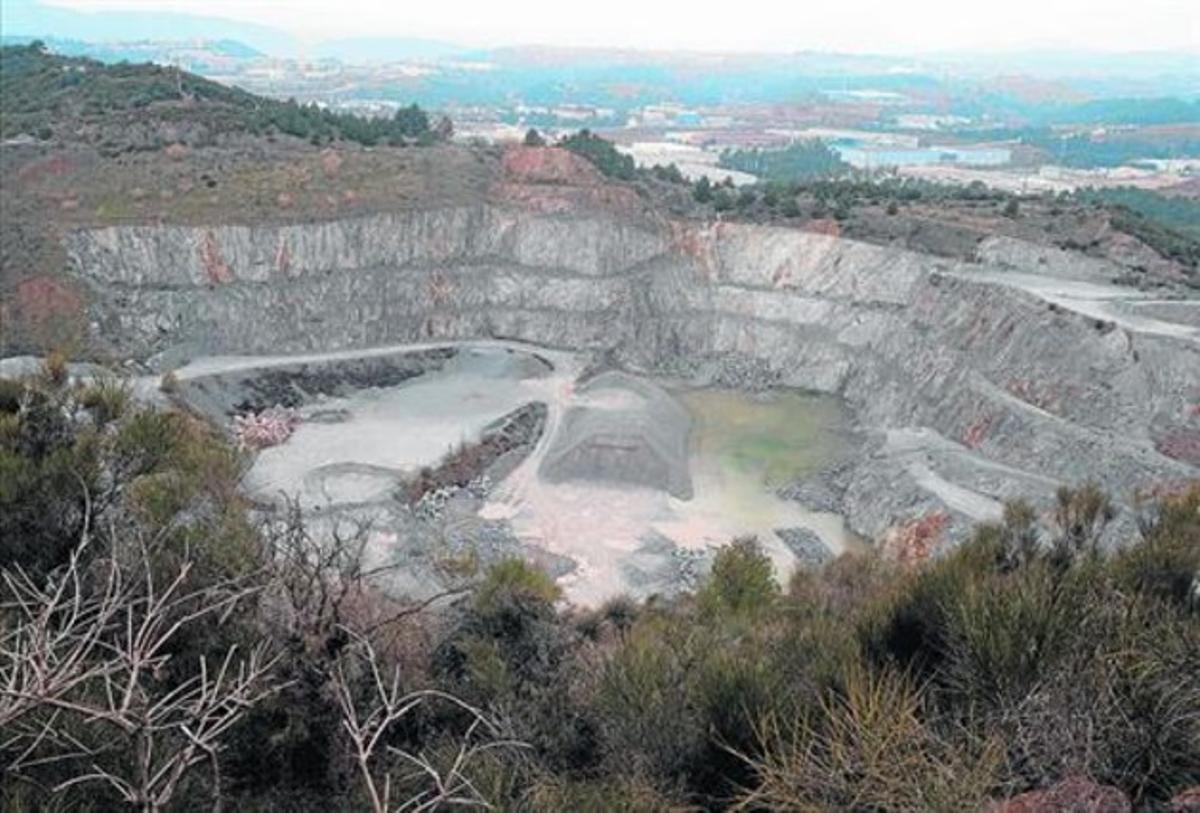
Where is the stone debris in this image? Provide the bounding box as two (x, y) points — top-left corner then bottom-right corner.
(232, 405), (300, 450)
(775, 527), (834, 567)
(710, 354), (781, 392)
(990, 776), (1130, 813)
(539, 371), (694, 499)
(411, 475), (492, 521)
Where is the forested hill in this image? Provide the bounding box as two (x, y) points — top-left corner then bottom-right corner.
(0, 42), (442, 149)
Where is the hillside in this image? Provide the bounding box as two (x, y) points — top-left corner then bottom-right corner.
(0, 42), (439, 150)
(2, 42), (1197, 360)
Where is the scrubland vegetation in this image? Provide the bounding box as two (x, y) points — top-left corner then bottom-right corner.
(717, 139), (851, 182)
(558, 129), (638, 180)
(2, 364), (1199, 811)
(0, 43), (443, 149)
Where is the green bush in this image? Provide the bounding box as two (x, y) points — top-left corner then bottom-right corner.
(857, 534), (999, 678)
(1116, 485), (1200, 609)
(474, 557), (562, 616)
(594, 615), (707, 782)
(78, 373), (131, 427)
(698, 536), (778, 620)
(942, 561), (1095, 704)
(558, 130), (636, 180)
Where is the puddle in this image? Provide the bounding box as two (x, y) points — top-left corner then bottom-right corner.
(678, 388), (846, 488)
(655, 389), (853, 586)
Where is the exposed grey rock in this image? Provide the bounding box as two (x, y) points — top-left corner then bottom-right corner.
(775, 528), (834, 567)
(778, 459), (855, 514)
(621, 533), (711, 597)
(58, 207), (1200, 546)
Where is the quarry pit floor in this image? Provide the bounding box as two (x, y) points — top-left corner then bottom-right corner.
(169, 341), (855, 604)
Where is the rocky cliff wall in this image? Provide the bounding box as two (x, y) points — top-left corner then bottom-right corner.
(61, 204), (1200, 540)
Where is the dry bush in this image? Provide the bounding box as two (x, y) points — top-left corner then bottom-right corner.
(738, 666), (1000, 812)
(0, 535), (283, 811)
(331, 631), (523, 813)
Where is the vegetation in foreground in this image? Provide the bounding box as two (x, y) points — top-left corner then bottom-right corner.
(1, 363), (1199, 811)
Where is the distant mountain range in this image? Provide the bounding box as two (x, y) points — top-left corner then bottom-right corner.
(1, 0), (297, 53)
(2, 0), (473, 62)
(4, 0), (1197, 78)
(3, 0), (1197, 119)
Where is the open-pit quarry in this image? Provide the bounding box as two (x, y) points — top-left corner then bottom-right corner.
(45, 147), (1200, 603)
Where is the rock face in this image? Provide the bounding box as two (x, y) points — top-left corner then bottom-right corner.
(58, 172), (1200, 542)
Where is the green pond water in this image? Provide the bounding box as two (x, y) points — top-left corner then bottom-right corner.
(678, 388), (848, 489)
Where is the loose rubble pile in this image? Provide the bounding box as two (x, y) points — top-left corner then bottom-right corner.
(410, 475), (492, 521)
(232, 405), (300, 450)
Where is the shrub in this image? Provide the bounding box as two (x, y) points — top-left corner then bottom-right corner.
(740, 666), (1000, 811)
(1051, 482), (1113, 563)
(858, 534), (999, 678)
(594, 616), (707, 782)
(941, 560), (1095, 705)
(474, 558), (561, 616)
(698, 536), (778, 620)
(1117, 484), (1200, 609)
(78, 372), (131, 427)
(38, 349), (69, 388)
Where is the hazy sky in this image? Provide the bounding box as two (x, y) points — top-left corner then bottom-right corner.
(41, 0), (1200, 53)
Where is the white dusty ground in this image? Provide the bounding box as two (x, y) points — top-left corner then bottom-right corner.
(241, 348), (557, 507)
(163, 340), (854, 605)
